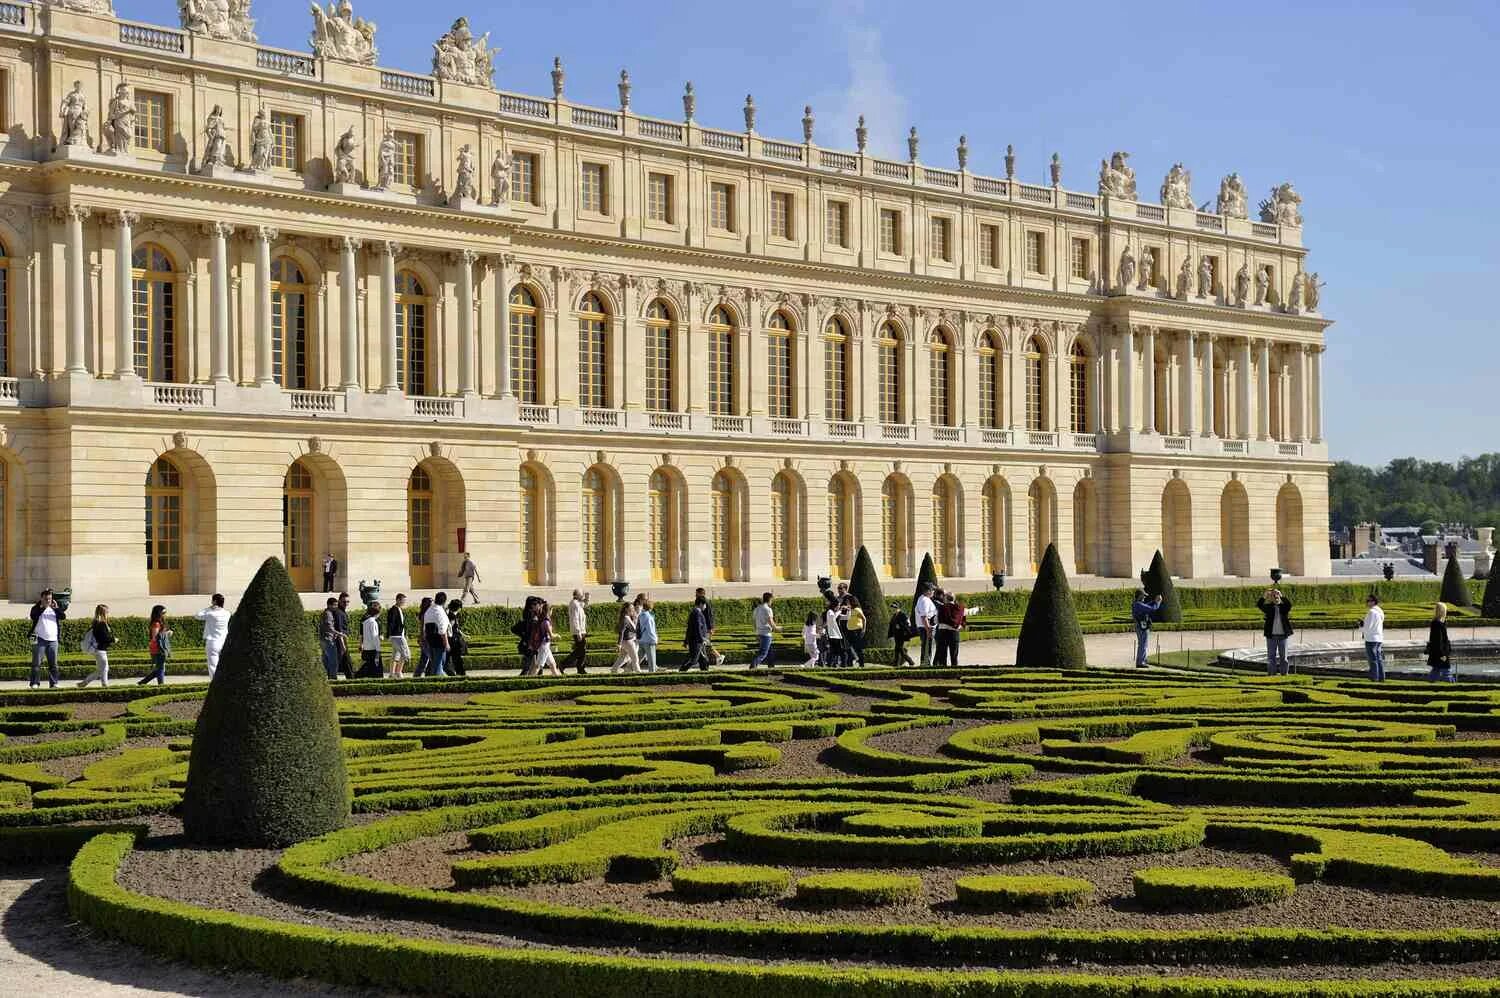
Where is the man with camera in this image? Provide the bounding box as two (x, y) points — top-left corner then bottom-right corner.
(1256, 587), (1295, 676)
(28, 588), (64, 688)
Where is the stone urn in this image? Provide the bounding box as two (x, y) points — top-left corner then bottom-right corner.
(53, 588), (72, 613)
(991, 571), (1006, 590)
(610, 580), (630, 602)
(816, 575), (832, 595)
(1269, 568), (1283, 584)
(357, 579), (381, 608)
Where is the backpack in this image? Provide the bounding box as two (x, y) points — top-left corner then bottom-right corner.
(81, 629), (97, 654)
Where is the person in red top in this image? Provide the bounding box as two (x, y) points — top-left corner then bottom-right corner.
(933, 591), (966, 668)
(138, 605), (172, 686)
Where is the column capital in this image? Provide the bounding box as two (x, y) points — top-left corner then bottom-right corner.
(202, 221), (234, 239)
(245, 225), (277, 243)
(55, 204), (91, 223)
(380, 239), (401, 257)
(339, 235), (362, 254)
(104, 209), (140, 228)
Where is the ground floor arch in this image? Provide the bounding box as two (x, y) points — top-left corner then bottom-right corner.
(1072, 478), (1098, 575)
(1220, 480), (1251, 577)
(828, 471), (860, 578)
(581, 463), (623, 583)
(770, 469), (806, 581)
(1276, 482), (1305, 576)
(648, 466), (687, 583)
(982, 476), (1011, 576)
(1161, 479), (1194, 578)
(408, 457), (466, 590)
(144, 449), (217, 596)
(282, 454), (348, 592)
(519, 462), (555, 586)
(1026, 478), (1057, 573)
(880, 474), (913, 577)
(931, 475), (961, 577)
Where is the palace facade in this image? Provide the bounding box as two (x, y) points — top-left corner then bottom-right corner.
(0, 1), (1331, 600)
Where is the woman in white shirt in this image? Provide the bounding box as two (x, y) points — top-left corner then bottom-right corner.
(610, 600), (641, 673)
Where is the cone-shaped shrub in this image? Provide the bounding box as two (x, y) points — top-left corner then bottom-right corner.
(849, 545), (889, 650)
(913, 552), (939, 607)
(1484, 569), (1500, 620)
(1015, 543), (1087, 668)
(182, 557), (349, 846)
(1140, 550), (1182, 623)
(1440, 555), (1473, 608)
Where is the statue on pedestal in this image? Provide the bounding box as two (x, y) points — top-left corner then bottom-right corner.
(1176, 256), (1192, 299)
(1234, 261), (1251, 306)
(1288, 270), (1306, 311)
(248, 107), (272, 172)
(1097, 150), (1137, 200)
(1159, 163), (1193, 209)
(451, 144), (477, 204)
(1216, 172), (1249, 218)
(373, 127), (395, 190)
(1198, 256), (1213, 298)
(58, 81), (89, 148)
(1137, 247), (1154, 290)
(1306, 272), (1324, 312)
(333, 125), (358, 184)
(199, 105), (230, 173)
(1258, 181), (1303, 226)
(102, 82), (135, 156)
(310, 0), (376, 66)
(431, 16), (494, 88)
(1117, 245), (1135, 292)
(1254, 265), (1270, 306)
(489, 147), (511, 206)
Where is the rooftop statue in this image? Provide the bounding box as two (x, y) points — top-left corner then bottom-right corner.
(333, 125), (358, 184)
(102, 82), (135, 156)
(1159, 163), (1193, 209)
(1288, 270), (1307, 311)
(1258, 181), (1303, 226)
(1216, 172), (1249, 219)
(1176, 256), (1192, 299)
(1306, 272), (1324, 312)
(58, 80), (89, 148)
(179, 0), (256, 42)
(49, 0), (114, 14)
(310, 0), (376, 66)
(1198, 255), (1213, 298)
(1096, 151), (1137, 200)
(432, 16), (495, 88)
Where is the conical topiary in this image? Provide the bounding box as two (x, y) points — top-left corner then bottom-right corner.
(1139, 550), (1182, 623)
(182, 557), (350, 846)
(914, 552), (939, 607)
(1440, 555), (1473, 609)
(1016, 543), (1087, 669)
(1483, 568), (1500, 619)
(849, 545), (889, 652)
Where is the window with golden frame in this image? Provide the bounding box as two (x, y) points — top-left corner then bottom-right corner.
(928, 329), (952, 427)
(878, 322), (904, 424)
(1069, 342), (1090, 433)
(144, 457), (184, 592)
(646, 172), (672, 223)
(131, 244), (176, 382)
(707, 306), (735, 415)
(579, 162), (607, 214)
(393, 131), (422, 190)
(519, 465), (544, 585)
(0, 240), (11, 376)
(766, 311), (794, 419)
(270, 257), (310, 389)
(1025, 336), (1046, 430)
(823, 316), (850, 423)
(509, 286), (539, 403)
(978, 330), (1000, 428)
(769, 190), (792, 240)
(709, 182), (734, 232)
(648, 469), (679, 582)
(578, 292), (609, 409)
(644, 299), (673, 412)
(510, 152), (538, 205)
(269, 112), (302, 170)
(133, 91), (169, 153)
(283, 460), (315, 589)
(1071, 237), (1090, 280)
(394, 271), (428, 395)
(407, 465), (433, 587)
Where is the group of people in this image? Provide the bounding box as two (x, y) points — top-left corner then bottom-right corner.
(320, 590), (477, 681)
(1360, 593), (1455, 683)
(25, 589), (230, 689)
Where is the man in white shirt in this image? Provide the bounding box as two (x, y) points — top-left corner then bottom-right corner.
(1361, 593), (1386, 682)
(749, 592), (777, 669)
(196, 593), (231, 679)
(565, 590), (590, 675)
(28, 588), (64, 689)
(423, 591), (451, 678)
(913, 584), (938, 669)
(821, 602), (844, 668)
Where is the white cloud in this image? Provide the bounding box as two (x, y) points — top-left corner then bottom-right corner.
(821, 0), (908, 158)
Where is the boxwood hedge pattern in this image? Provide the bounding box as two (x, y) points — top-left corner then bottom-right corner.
(14, 668), (1500, 994)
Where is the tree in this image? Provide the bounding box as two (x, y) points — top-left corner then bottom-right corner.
(1440, 554), (1473, 609)
(913, 552), (939, 607)
(1015, 543), (1087, 669)
(1139, 550), (1182, 623)
(849, 545), (889, 653)
(182, 557), (350, 846)
(1483, 568), (1500, 619)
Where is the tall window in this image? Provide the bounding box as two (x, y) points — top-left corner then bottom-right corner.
(1071, 237), (1090, 280)
(509, 286), (539, 403)
(979, 224), (998, 268)
(1025, 336), (1046, 431)
(519, 465), (545, 585)
(978, 331), (1001, 429)
(648, 470), (680, 582)
(0, 461), (7, 586)
(270, 257), (310, 389)
(928, 329), (952, 426)
(766, 311), (794, 419)
(712, 471), (742, 581)
(709, 182), (734, 231)
(878, 322), (903, 424)
(579, 162), (607, 214)
(769, 191), (792, 240)
(1069, 342), (1089, 433)
(510, 152), (538, 205)
(982, 478), (1007, 574)
(707, 306), (736, 415)
(644, 300), (673, 412)
(1154, 350), (1171, 434)
(647, 172), (673, 223)
(825, 200), (849, 248)
(581, 467), (614, 582)
(931, 478), (956, 576)
(407, 465), (433, 587)
(269, 112), (302, 170)
(1026, 231), (1046, 274)
(823, 316), (850, 422)
(133, 91), (169, 153)
(879, 208), (901, 255)
(144, 456), (183, 594)
(283, 460), (315, 591)
(828, 474), (856, 577)
(392, 131), (421, 190)
(0, 239), (9, 376)
(930, 217), (951, 261)
(578, 293), (609, 409)
(394, 271), (428, 395)
(771, 472), (798, 580)
(881, 477), (909, 576)
(131, 245), (175, 382)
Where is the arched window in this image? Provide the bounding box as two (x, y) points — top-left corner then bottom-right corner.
(407, 465), (434, 587)
(644, 300), (673, 412)
(711, 470), (743, 580)
(648, 469), (682, 582)
(283, 460), (316, 591)
(1069, 342), (1090, 433)
(766, 311), (794, 419)
(928, 329), (953, 427)
(271, 257), (311, 389)
(1269, 357), (1285, 441)
(823, 316), (851, 423)
(828, 473), (857, 577)
(1276, 483), (1305, 575)
(978, 331), (1001, 429)
(878, 322), (904, 425)
(770, 471), (801, 580)
(144, 456), (184, 594)
(509, 286), (539, 404)
(519, 464), (548, 585)
(580, 466), (616, 582)
(931, 477), (958, 576)
(1073, 479), (1096, 575)
(394, 271), (429, 396)
(1024, 336), (1047, 431)
(1161, 480), (1193, 578)
(707, 306), (736, 416)
(982, 477), (1009, 574)
(881, 476), (910, 577)
(578, 293), (609, 409)
(1027, 478), (1055, 573)
(131, 244), (176, 382)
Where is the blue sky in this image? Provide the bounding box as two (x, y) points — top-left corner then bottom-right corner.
(118, 0), (1500, 466)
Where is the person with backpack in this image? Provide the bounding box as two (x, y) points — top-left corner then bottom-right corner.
(138, 605), (171, 686)
(1131, 589), (1164, 669)
(934, 591), (965, 668)
(78, 604), (115, 688)
(610, 598), (641, 674)
(888, 603), (916, 666)
(386, 594), (409, 679)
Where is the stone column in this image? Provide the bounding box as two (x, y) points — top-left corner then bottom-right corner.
(1090, 342), (1104, 433)
(253, 225), (277, 387)
(208, 222), (232, 385)
(339, 237), (360, 389)
(380, 241), (400, 392)
(1118, 324), (1134, 432)
(1140, 326), (1155, 433)
(63, 206), (90, 375)
(1294, 344), (1309, 443)
(1309, 344), (1323, 442)
(1201, 333), (1215, 437)
(1237, 338), (1252, 440)
(113, 210), (139, 379)
(455, 250), (476, 397)
(1181, 331), (1196, 437)
(495, 253), (513, 399)
(1256, 339), (1271, 440)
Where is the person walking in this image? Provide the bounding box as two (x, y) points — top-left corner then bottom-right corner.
(78, 604), (115, 688)
(423, 592), (451, 678)
(533, 600), (561, 676)
(413, 596), (433, 677)
(1427, 603), (1454, 682)
(610, 599), (641, 674)
(801, 612), (820, 668)
(1361, 593), (1386, 682)
(357, 602), (385, 678)
(914, 583), (937, 669)
(637, 596), (659, 673)
(566, 590), (590, 675)
(888, 603), (916, 666)
(386, 594), (410, 679)
(322, 552), (338, 593)
(320, 597), (341, 680)
(334, 592), (355, 679)
(138, 605), (171, 686)
(695, 588), (726, 667)
(682, 595), (711, 671)
(458, 553), (482, 605)
(1257, 587), (1294, 676)
(445, 599), (468, 677)
(28, 588), (64, 689)
(935, 592), (965, 668)
(822, 598), (845, 669)
(844, 596), (867, 668)
(749, 592), (777, 669)
(196, 593), (230, 680)
(513, 596), (540, 676)
(1131, 589), (1164, 669)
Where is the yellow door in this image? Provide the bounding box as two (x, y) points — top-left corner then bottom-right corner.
(408, 466), (434, 588)
(145, 457), (184, 595)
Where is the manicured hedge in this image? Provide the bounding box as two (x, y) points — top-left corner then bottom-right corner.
(794, 872), (922, 907)
(1133, 866), (1295, 910)
(672, 864), (790, 901)
(954, 874), (1093, 910)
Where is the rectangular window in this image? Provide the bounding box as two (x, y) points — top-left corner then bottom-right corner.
(510, 152), (539, 205)
(269, 112), (302, 170)
(709, 181), (734, 231)
(825, 200), (849, 248)
(978, 224), (998, 268)
(879, 209), (901, 255)
(1070, 237), (1090, 280)
(930, 217), (951, 261)
(769, 191), (792, 240)
(647, 172), (673, 223)
(1026, 231), (1046, 274)
(392, 131), (421, 190)
(579, 161), (607, 214)
(133, 91), (169, 153)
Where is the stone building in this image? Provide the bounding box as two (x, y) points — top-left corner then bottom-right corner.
(0, 1), (1331, 600)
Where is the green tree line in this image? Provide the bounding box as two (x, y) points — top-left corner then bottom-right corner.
(1330, 453), (1500, 532)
